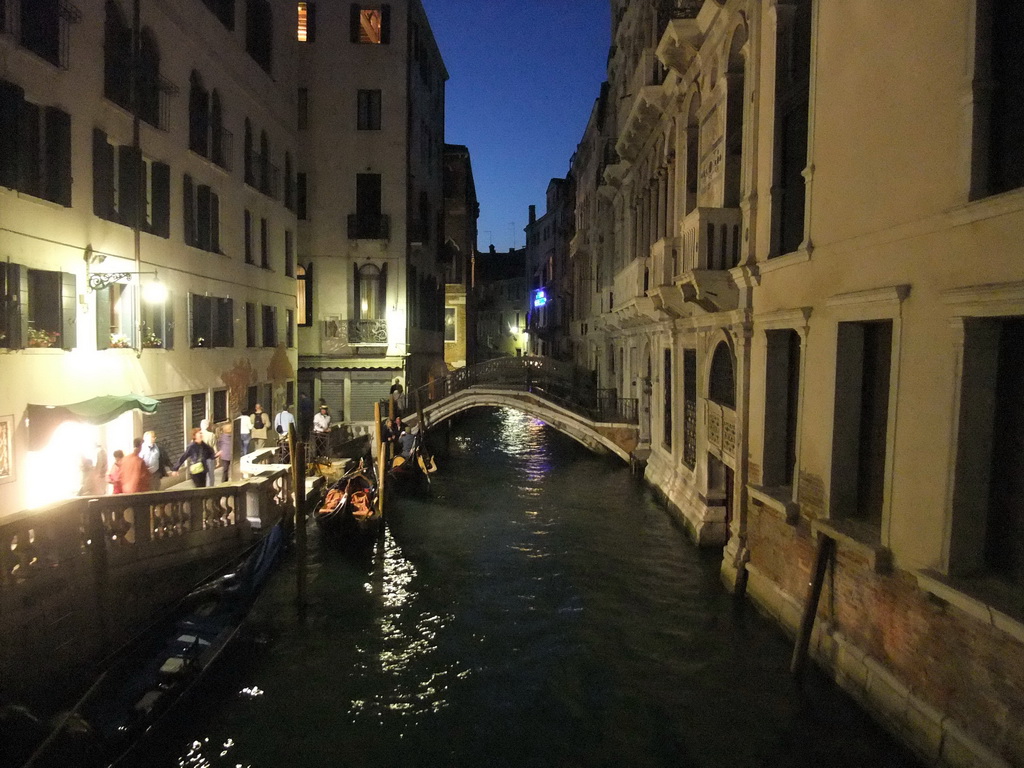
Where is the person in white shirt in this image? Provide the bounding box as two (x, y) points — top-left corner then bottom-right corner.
(274, 404), (296, 437)
(238, 410), (253, 455)
(313, 405), (332, 433)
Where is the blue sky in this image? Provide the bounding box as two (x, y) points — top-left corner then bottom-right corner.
(421, 0), (611, 253)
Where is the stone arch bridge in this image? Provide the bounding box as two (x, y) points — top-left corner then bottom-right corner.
(395, 357), (641, 463)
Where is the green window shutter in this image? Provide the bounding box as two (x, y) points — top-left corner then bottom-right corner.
(117, 144), (142, 227)
(197, 184), (212, 250)
(44, 106), (72, 206)
(0, 80), (24, 189)
(210, 191), (220, 252)
(95, 285), (110, 349)
(92, 128), (115, 219)
(151, 161), (170, 237)
(164, 294), (174, 349)
(61, 271), (77, 349)
(19, 102), (41, 198)
(183, 174), (195, 246)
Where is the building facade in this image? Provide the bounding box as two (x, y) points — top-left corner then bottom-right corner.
(475, 246), (527, 361)
(295, 0), (449, 422)
(442, 143), (479, 370)
(550, 0), (1024, 765)
(0, 0), (299, 513)
(524, 179), (573, 360)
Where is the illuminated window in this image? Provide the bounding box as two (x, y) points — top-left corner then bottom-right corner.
(297, 2), (308, 41)
(444, 307), (456, 342)
(350, 4), (390, 44)
(296, 2), (315, 42)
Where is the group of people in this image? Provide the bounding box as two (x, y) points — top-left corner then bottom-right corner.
(382, 415), (417, 461)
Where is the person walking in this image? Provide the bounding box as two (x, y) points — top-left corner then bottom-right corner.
(216, 423), (233, 483)
(139, 431), (175, 489)
(238, 410), (252, 456)
(389, 378), (404, 417)
(313, 403), (332, 459)
(121, 438), (150, 494)
(107, 449), (125, 494)
(174, 429), (216, 488)
(200, 419), (217, 485)
(250, 404), (269, 450)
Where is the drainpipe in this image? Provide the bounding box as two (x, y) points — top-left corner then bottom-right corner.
(131, 0), (143, 358)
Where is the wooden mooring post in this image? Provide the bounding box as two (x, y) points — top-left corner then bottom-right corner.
(290, 424), (307, 610)
(374, 401), (386, 513)
(790, 533), (835, 678)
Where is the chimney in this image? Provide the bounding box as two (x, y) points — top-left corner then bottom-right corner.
(528, 205), (536, 224)
(489, 244), (496, 254)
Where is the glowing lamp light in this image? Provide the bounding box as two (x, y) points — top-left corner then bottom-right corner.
(533, 289), (547, 308)
(143, 276), (168, 304)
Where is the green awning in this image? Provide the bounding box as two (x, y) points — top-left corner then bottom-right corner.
(27, 394), (159, 449)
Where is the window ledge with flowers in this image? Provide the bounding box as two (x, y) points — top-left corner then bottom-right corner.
(28, 328), (61, 348)
(109, 333), (133, 349)
(142, 324), (164, 349)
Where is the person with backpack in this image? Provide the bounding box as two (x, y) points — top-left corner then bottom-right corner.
(250, 404), (269, 450)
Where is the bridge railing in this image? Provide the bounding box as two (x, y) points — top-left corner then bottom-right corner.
(390, 357), (638, 425)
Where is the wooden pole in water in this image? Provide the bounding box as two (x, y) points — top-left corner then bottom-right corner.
(374, 401), (384, 512)
(290, 424), (306, 609)
(790, 533), (835, 678)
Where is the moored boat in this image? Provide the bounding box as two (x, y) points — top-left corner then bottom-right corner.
(21, 523), (286, 768)
(314, 459), (381, 542)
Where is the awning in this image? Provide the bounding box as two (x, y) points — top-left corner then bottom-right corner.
(27, 394), (159, 449)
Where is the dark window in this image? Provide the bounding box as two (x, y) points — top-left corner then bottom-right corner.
(210, 91), (229, 170)
(18, 267), (75, 349)
(285, 230), (295, 277)
(20, 0), (61, 67)
(141, 291), (173, 349)
(286, 308), (295, 347)
(683, 349), (696, 469)
(284, 152), (294, 210)
(296, 172), (307, 219)
(763, 329), (802, 488)
(357, 89), (381, 130)
(189, 72), (210, 156)
(349, 3), (390, 44)
(246, 301), (258, 347)
(663, 348), (672, 449)
(137, 29), (161, 128)
(244, 118), (254, 186)
(981, 0), (1024, 196)
(350, 173), (387, 239)
(708, 342), (736, 408)
(260, 218), (270, 269)
(191, 393), (207, 428)
(831, 320), (893, 528)
(0, 86), (71, 206)
(246, 0), (274, 74)
(262, 304), (277, 347)
(244, 209), (254, 263)
(213, 389), (228, 422)
(771, 0), (811, 257)
(103, 0), (132, 111)
(190, 293), (234, 348)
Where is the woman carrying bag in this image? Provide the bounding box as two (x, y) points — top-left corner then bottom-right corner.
(174, 428), (217, 487)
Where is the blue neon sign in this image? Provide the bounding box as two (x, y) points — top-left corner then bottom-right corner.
(533, 288), (548, 308)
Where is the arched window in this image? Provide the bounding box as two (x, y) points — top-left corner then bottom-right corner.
(708, 341), (736, 408)
(189, 72), (209, 156)
(685, 92), (701, 215)
(724, 25), (748, 210)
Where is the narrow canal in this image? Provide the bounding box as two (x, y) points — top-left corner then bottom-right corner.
(129, 407), (923, 768)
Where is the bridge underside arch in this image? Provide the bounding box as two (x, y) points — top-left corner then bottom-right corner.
(421, 388), (637, 463)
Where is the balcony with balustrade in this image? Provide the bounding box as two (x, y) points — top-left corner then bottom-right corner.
(607, 256), (657, 328)
(655, 3), (704, 76)
(673, 206), (743, 313)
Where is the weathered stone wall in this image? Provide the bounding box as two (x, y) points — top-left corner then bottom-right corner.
(742, 499), (1023, 768)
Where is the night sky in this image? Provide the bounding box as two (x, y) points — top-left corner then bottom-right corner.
(421, 0), (611, 253)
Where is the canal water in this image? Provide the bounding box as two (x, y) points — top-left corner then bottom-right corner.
(128, 407), (922, 768)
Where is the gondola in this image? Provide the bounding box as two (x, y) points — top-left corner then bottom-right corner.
(21, 523), (286, 768)
(314, 458), (382, 542)
(387, 445), (437, 497)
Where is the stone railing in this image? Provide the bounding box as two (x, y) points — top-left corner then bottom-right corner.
(0, 467), (293, 707)
(705, 399), (737, 463)
(649, 236), (679, 288)
(680, 207), (742, 272)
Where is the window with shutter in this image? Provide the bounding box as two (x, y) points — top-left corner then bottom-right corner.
(183, 174), (196, 246)
(43, 106), (71, 206)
